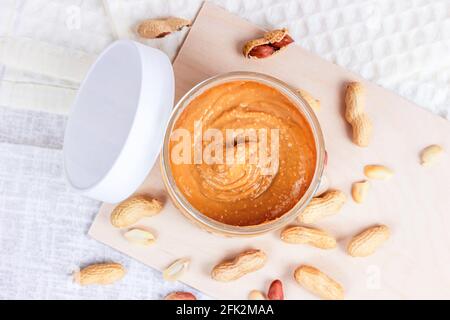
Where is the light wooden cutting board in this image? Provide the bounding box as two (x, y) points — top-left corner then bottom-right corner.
(89, 2), (450, 299)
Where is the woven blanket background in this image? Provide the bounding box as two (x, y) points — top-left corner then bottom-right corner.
(0, 0), (449, 299)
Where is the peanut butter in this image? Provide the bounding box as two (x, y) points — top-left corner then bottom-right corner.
(169, 81), (316, 226)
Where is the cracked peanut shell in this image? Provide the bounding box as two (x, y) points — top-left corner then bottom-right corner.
(137, 17), (191, 39)
(243, 28), (294, 59)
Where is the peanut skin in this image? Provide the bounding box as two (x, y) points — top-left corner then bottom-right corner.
(267, 279), (284, 300)
(165, 292), (197, 300)
(248, 45), (275, 59)
(272, 34), (294, 48)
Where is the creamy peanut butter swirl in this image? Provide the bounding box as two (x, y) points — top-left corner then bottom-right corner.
(197, 143), (275, 202)
(169, 81), (316, 226)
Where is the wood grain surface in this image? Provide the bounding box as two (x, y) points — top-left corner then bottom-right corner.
(89, 2), (450, 299)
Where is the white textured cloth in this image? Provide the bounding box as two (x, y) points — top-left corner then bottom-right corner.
(1, 0), (449, 117)
(104, 0), (450, 119)
(0, 142), (207, 300)
(0, 0), (449, 300)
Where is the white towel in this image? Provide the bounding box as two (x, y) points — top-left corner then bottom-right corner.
(0, 0), (449, 117)
(103, 0), (450, 119)
(0, 142), (206, 299)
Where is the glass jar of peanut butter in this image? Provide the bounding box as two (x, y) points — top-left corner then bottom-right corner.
(161, 72), (325, 236)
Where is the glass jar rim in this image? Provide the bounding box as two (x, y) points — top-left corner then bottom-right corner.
(161, 71), (325, 236)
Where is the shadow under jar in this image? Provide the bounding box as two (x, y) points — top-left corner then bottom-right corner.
(161, 72), (325, 237)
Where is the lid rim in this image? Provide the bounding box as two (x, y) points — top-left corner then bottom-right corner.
(64, 40), (143, 192)
(63, 40), (174, 203)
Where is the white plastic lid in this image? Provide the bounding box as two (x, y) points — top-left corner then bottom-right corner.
(63, 40), (174, 203)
